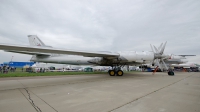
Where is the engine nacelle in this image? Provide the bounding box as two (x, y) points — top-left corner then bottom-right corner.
(119, 51), (154, 62)
(88, 51), (155, 65)
(88, 57), (116, 66)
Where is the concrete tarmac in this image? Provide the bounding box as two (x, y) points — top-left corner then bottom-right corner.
(0, 72), (200, 112)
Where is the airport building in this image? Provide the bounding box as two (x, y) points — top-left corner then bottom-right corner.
(1, 61), (35, 68)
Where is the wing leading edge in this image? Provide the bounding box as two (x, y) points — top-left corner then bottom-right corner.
(5, 50), (51, 56)
(0, 43), (119, 58)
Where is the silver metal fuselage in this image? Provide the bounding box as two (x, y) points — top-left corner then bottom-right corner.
(30, 51), (155, 66)
(31, 55), (92, 65)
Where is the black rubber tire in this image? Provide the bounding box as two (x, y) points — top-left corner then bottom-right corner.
(168, 71), (175, 76)
(116, 70), (123, 76)
(109, 70), (115, 76)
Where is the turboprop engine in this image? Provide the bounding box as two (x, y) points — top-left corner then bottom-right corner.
(88, 51), (155, 66)
(88, 42), (170, 68)
(151, 42), (170, 71)
(118, 51), (154, 63)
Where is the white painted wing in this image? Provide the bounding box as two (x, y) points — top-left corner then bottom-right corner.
(0, 43), (119, 58)
(5, 50), (51, 56)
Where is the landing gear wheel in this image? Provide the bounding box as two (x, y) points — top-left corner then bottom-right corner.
(168, 71), (174, 76)
(109, 70), (115, 76)
(117, 70), (123, 76)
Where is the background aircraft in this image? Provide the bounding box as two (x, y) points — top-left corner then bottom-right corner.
(171, 63), (198, 68)
(149, 43), (195, 71)
(0, 35), (189, 76)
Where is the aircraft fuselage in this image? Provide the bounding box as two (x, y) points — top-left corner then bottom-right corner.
(30, 51), (155, 66)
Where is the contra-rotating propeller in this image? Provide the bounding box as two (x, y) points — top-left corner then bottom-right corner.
(150, 42), (170, 71)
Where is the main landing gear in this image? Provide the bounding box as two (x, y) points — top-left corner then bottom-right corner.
(108, 67), (124, 76)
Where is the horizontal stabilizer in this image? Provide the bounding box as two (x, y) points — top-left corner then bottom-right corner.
(178, 55), (196, 57)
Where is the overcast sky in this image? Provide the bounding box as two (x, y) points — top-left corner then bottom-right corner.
(0, 0), (200, 64)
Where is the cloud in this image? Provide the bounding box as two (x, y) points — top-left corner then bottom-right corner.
(0, 0), (200, 64)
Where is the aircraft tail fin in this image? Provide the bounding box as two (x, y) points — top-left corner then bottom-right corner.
(28, 35), (52, 47)
(28, 35), (51, 58)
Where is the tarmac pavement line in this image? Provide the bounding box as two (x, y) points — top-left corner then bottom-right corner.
(0, 72), (199, 112)
(19, 88), (57, 112)
(0, 89), (36, 112)
(112, 73), (200, 112)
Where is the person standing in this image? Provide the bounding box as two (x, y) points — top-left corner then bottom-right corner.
(3, 66), (5, 73)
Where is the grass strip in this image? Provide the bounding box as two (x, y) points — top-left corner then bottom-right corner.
(0, 71), (106, 77)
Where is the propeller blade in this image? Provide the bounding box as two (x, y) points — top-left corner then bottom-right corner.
(161, 59), (168, 71)
(153, 45), (159, 53)
(158, 43), (163, 52)
(150, 44), (154, 53)
(156, 59), (163, 71)
(160, 41), (167, 54)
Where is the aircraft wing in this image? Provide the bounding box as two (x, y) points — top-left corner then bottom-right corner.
(5, 50), (51, 56)
(0, 43), (119, 58)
